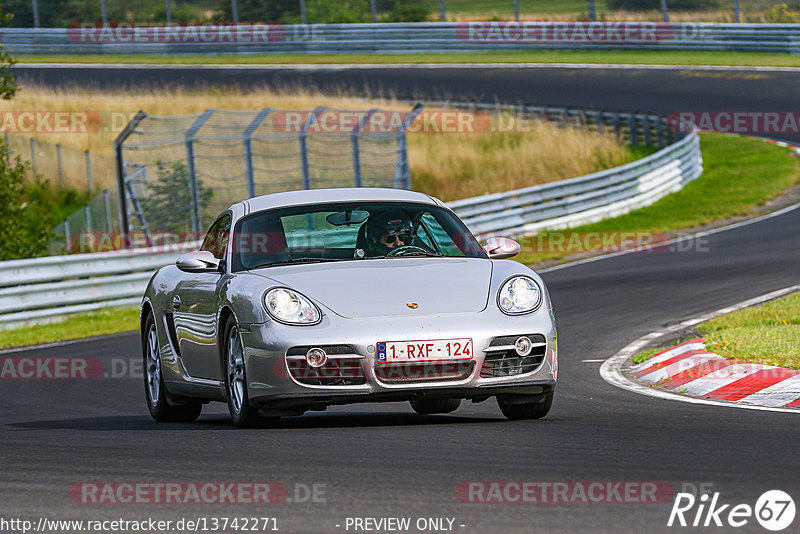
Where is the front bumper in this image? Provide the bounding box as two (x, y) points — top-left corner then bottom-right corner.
(239, 304), (557, 413)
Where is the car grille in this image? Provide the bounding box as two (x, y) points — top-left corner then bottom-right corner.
(286, 345), (366, 386)
(375, 360), (475, 384)
(480, 334), (547, 378)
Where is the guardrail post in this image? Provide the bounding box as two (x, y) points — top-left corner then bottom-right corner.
(513, 0), (520, 21)
(56, 144), (64, 189)
(30, 138), (37, 178)
(666, 119), (676, 145)
(642, 116), (652, 147)
(351, 108), (379, 188)
(4, 133), (9, 161)
(370, 0), (377, 22)
(656, 119), (665, 148)
(64, 218), (71, 251)
(84, 204), (92, 235)
(628, 115), (639, 147)
(613, 114), (621, 143)
(113, 110), (148, 249)
(440, 0), (446, 21)
(85, 150), (93, 192)
(395, 104), (425, 190)
(242, 108), (272, 198)
(185, 109), (217, 233)
(299, 107), (327, 190)
(103, 189), (113, 233)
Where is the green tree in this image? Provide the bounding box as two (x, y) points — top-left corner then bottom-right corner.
(140, 161), (214, 234)
(214, 0), (300, 22)
(0, 9), (52, 260)
(1, 11), (17, 101)
(608, 0), (719, 9)
(0, 151), (53, 260)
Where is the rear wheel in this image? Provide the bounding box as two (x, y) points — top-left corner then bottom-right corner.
(223, 316), (272, 428)
(497, 390), (554, 420)
(142, 313), (202, 423)
(410, 398), (461, 415)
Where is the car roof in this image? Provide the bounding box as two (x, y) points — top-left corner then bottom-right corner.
(241, 187), (441, 214)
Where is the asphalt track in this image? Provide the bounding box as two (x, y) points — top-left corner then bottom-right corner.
(3, 64), (800, 533)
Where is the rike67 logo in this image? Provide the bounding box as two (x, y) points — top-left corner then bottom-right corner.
(668, 489), (795, 531)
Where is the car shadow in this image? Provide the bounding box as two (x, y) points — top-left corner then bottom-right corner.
(6, 412), (504, 431)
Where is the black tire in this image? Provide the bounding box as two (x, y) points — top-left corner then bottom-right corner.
(497, 391), (554, 421)
(142, 313), (202, 423)
(222, 316), (273, 428)
(410, 397), (462, 415)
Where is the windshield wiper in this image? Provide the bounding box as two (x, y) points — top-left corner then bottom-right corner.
(365, 252), (443, 260)
(250, 258), (339, 269)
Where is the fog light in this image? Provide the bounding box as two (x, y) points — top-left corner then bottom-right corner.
(306, 347), (327, 367)
(514, 336), (533, 357)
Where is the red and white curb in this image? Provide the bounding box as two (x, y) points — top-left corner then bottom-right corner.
(600, 284), (800, 414)
(633, 338), (800, 409)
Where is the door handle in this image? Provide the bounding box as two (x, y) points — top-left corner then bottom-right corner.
(172, 296), (181, 310)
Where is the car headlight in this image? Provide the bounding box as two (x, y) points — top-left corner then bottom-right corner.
(498, 276), (542, 315)
(264, 287), (321, 325)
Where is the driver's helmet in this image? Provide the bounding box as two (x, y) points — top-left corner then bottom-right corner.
(365, 210), (414, 256)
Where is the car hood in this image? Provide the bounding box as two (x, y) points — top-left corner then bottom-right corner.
(249, 258), (492, 318)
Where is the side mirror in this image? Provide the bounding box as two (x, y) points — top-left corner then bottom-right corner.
(484, 237), (521, 259)
(176, 251), (222, 273)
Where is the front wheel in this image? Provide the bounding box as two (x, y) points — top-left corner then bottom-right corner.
(497, 390), (554, 420)
(223, 317), (272, 428)
(142, 313), (202, 423)
(410, 398), (461, 415)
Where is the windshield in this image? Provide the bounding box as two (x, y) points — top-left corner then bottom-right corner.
(231, 201), (486, 271)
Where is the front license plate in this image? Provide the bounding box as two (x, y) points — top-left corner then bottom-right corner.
(376, 338), (473, 363)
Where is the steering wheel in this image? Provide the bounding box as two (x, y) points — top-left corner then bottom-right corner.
(387, 245), (430, 257)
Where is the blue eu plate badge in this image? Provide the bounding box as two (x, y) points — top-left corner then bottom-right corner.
(376, 342), (387, 363)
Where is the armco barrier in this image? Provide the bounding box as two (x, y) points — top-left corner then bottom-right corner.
(3, 23), (800, 55)
(452, 130), (701, 236)
(0, 244), (196, 329)
(0, 115), (702, 330)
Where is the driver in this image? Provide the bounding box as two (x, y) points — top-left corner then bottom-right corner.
(364, 210), (415, 256)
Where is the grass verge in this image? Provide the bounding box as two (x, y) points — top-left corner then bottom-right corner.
(515, 133), (800, 265)
(0, 306), (140, 350)
(632, 291), (800, 370)
(16, 50), (800, 67)
(699, 292), (800, 369)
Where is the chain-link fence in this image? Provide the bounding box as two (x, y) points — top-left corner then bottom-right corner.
(115, 105), (423, 248)
(4, 133), (114, 193)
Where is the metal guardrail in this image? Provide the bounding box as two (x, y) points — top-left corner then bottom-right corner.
(0, 106), (702, 330)
(0, 243), (197, 329)
(3, 23), (800, 55)
(452, 130), (701, 236)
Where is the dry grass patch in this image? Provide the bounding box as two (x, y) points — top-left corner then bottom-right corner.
(2, 85), (635, 200)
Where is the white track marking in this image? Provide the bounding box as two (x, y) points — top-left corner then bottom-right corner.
(599, 284), (800, 414)
(542, 200), (800, 273)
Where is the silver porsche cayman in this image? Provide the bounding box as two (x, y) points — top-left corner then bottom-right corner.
(140, 188), (557, 427)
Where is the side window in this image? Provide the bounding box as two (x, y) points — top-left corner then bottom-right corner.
(201, 214), (231, 260)
(419, 212), (465, 256)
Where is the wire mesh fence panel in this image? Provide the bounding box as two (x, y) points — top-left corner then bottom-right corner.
(116, 106), (419, 247)
(5, 133), (116, 192)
